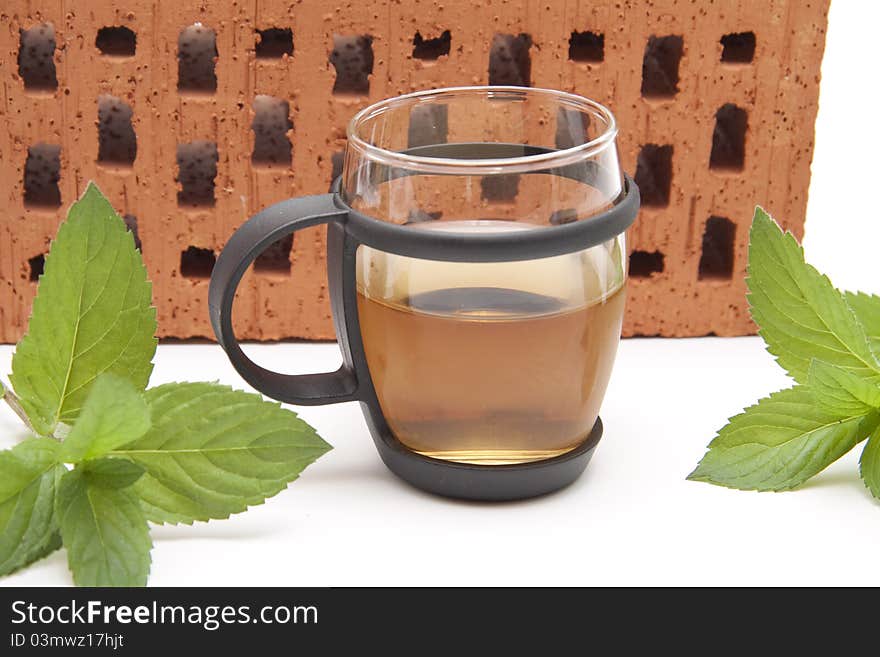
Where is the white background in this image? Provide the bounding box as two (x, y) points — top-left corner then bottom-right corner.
(4, 1), (880, 587)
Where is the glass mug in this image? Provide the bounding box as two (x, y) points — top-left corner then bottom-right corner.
(209, 86), (639, 500)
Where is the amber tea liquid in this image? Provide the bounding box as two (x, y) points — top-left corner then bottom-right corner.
(357, 221), (626, 465)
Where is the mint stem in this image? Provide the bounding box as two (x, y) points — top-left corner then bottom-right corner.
(1, 380), (40, 437)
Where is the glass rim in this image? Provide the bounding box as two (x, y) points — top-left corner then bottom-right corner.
(346, 85), (618, 176)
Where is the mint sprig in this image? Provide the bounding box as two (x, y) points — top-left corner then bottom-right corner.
(690, 208), (880, 500)
(0, 184), (330, 586)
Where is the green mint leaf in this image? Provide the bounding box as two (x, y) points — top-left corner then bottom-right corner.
(57, 467), (151, 587)
(859, 425), (880, 499)
(808, 359), (880, 416)
(58, 373), (151, 463)
(81, 458), (145, 490)
(688, 386), (880, 491)
(747, 208), (880, 384)
(846, 291), (880, 353)
(113, 382), (331, 525)
(0, 439), (66, 576)
(10, 183), (157, 436)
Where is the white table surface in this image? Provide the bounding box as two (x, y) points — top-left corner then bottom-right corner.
(4, 1), (880, 587)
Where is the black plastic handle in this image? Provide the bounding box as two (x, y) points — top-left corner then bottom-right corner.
(208, 194), (358, 405)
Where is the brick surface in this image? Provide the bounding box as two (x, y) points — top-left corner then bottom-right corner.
(0, 0), (829, 341)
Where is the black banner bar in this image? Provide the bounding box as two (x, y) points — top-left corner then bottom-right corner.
(0, 586), (860, 652)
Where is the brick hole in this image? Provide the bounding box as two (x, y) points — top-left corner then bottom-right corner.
(569, 31), (604, 63)
(330, 35), (374, 95)
(481, 175), (520, 202)
(18, 23), (57, 91)
(329, 150), (345, 191)
(413, 30), (451, 60)
(550, 209), (578, 225)
(28, 254), (46, 282)
(178, 24), (217, 93)
(176, 142), (218, 207)
(710, 103), (747, 171)
(407, 209), (442, 224)
(641, 35), (683, 98)
(629, 250), (664, 278)
(721, 32), (755, 63)
(634, 144), (673, 207)
(180, 246), (215, 279)
(489, 33), (532, 86)
(96, 26), (136, 57)
(256, 28), (293, 59)
(23, 143), (61, 209)
(97, 95), (137, 166)
(123, 214), (142, 251)
(698, 216), (736, 280)
(407, 104), (448, 148)
(252, 95), (292, 166)
(255, 235), (294, 274)
(555, 107), (591, 149)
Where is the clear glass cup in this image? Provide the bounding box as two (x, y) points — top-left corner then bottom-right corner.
(344, 87), (627, 465)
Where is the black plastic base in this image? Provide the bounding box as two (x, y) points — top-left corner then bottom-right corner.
(365, 412), (603, 501)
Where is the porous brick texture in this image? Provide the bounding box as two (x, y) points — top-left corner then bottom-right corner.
(0, 1), (829, 341)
